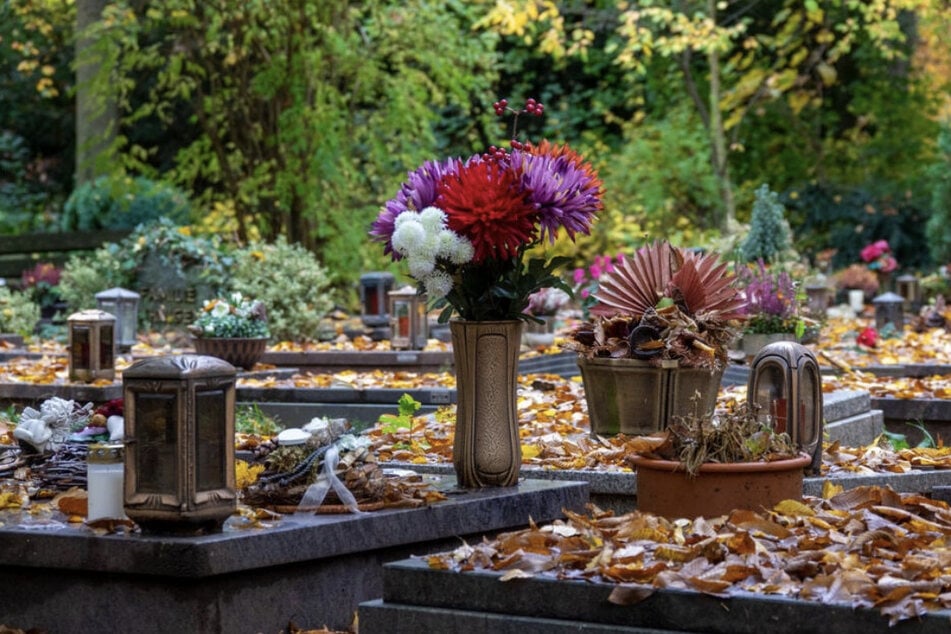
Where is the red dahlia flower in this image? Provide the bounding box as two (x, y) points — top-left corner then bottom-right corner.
(437, 160), (538, 263)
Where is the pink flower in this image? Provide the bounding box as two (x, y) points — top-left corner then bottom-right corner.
(860, 240), (889, 263)
(573, 268), (586, 285)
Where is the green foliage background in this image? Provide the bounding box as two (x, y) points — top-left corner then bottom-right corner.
(1, 0), (950, 304)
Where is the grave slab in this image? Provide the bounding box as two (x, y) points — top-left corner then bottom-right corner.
(0, 477), (587, 634)
(383, 390), (905, 514)
(260, 349), (455, 374)
(359, 558), (951, 634)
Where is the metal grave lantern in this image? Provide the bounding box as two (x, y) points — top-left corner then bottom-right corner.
(67, 309), (116, 382)
(747, 341), (823, 474)
(122, 355), (236, 534)
(804, 279), (830, 317)
(359, 272), (395, 328)
(388, 286), (428, 350)
(896, 274), (922, 314)
(872, 291), (905, 332)
(95, 287), (140, 352)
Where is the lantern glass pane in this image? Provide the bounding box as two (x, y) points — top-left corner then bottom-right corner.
(364, 284), (380, 315)
(800, 369), (819, 448)
(394, 300), (411, 338)
(100, 324), (114, 368)
(195, 390), (226, 490)
(71, 326), (90, 370)
(136, 394), (177, 493)
(116, 301), (135, 344)
(752, 364), (789, 433)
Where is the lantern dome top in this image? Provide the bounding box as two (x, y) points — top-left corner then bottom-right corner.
(749, 340), (818, 370)
(95, 287), (141, 299)
(123, 354), (237, 379)
(67, 309), (116, 323)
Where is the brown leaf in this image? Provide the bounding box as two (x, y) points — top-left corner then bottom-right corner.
(608, 584), (655, 606)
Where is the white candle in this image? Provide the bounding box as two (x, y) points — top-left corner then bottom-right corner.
(87, 444), (126, 520)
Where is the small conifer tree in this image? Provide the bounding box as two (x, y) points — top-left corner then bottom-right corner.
(740, 184), (791, 264)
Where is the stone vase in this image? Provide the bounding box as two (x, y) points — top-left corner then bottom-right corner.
(450, 319), (522, 488)
(192, 337), (268, 370)
(739, 332), (798, 362)
(630, 452), (811, 519)
(577, 356), (723, 437)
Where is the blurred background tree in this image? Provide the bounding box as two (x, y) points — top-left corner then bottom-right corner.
(1, 0), (949, 302)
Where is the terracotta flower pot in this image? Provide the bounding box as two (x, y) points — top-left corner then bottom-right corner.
(192, 337), (268, 370)
(630, 452), (811, 519)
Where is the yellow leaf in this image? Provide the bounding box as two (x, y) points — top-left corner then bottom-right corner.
(521, 444), (541, 460)
(822, 480), (844, 499)
(774, 499), (816, 517)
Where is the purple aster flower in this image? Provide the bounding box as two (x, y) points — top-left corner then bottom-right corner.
(370, 157), (461, 256)
(512, 146), (603, 243)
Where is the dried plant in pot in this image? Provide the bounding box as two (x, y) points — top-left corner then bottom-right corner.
(566, 241), (747, 437)
(626, 401), (810, 519)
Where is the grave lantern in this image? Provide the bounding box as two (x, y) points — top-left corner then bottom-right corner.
(804, 280), (830, 317)
(388, 286), (428, 350)
(359, 272), (395, 328)
(872, 291), (905, 332)
(747, 341), (823, 474)
(95, 287), (140, 352)
(67, 309), (116, 382)
(122, 355), (236, 534)
(896, 274), (922, 314)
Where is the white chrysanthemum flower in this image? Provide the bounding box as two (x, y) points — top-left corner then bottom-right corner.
(416, 232), (442, 263)
(407, 256), (436, 279)
(391, 218), (427, 256)
(424, 271), (454, 299)
(419, 206), (448, 231)
(392, 210), (420, 230)
(447, 235), (475, 265)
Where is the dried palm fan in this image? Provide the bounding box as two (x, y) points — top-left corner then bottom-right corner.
(590, 241), (746, 323)
(577, 241), (747, 367)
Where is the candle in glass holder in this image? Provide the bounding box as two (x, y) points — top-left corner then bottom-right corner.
(87, 443), (125, 520)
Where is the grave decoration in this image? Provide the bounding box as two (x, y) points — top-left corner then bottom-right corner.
(239, 415), (446, 512)
(95, 287), (141, 352)
(123, 355), (237, 534)
(67, 309), (116, 383)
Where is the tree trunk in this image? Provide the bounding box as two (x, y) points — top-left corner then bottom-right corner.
(75, 0), (118, 184)
(706, 0), (736, 234)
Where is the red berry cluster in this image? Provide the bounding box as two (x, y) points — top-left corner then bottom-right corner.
(483, 145), (510, 161)
(488, 96), (545, 157)
(492, 97), (545, 118)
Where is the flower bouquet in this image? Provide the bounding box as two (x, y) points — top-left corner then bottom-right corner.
(860, 239), (898, 274)
(370, 97), (603, 323)
(370, 97), (603, 487)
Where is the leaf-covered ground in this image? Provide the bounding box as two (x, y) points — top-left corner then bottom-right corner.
(427, 485), (951, 626)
